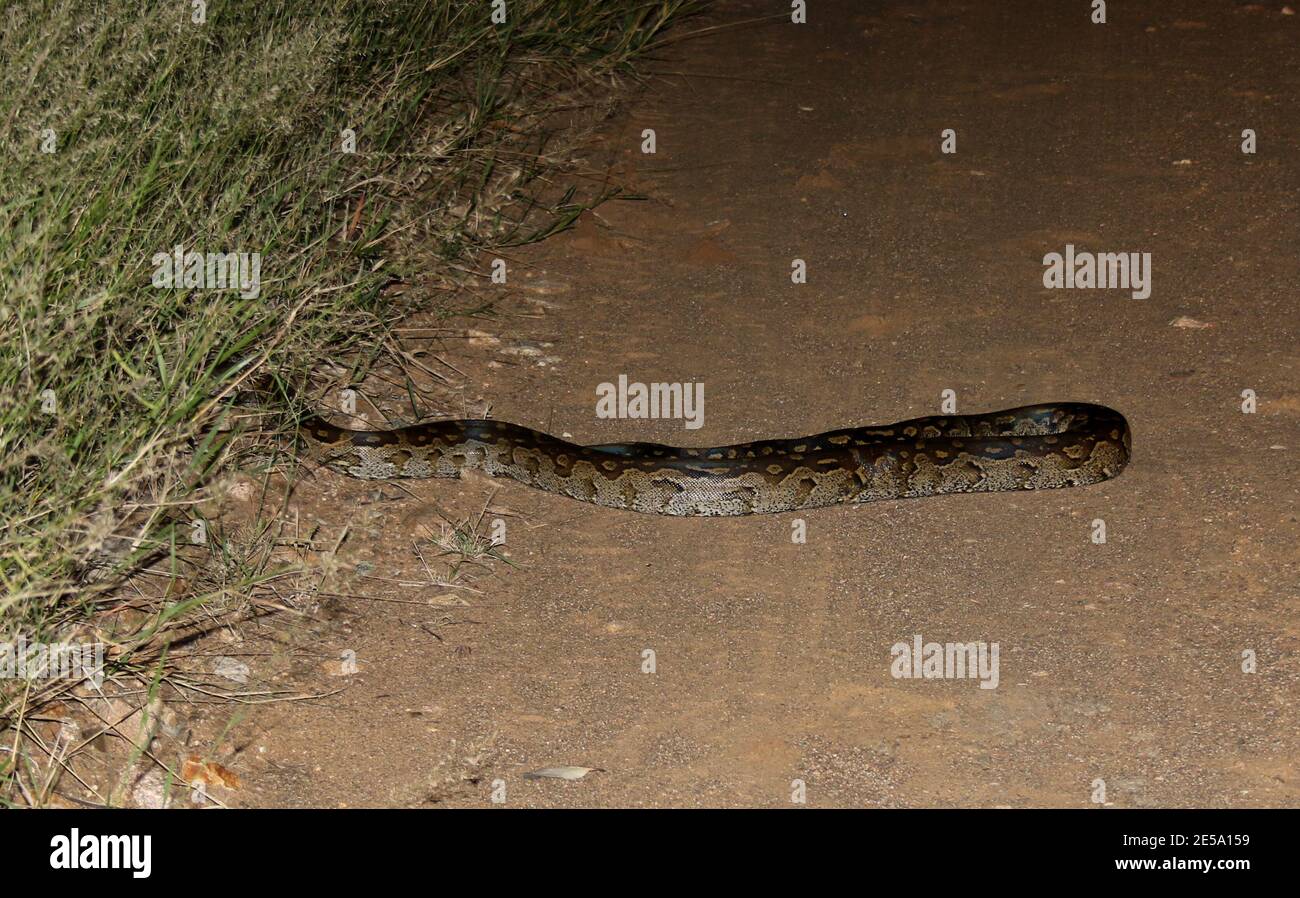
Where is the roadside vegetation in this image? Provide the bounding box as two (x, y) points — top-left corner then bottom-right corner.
(0, 0), (695, 804)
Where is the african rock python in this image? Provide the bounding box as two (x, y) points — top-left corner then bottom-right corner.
(300, 402), (1130, 516)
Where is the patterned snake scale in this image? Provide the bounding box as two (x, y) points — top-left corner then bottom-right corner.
(301, 403), (1131, 516)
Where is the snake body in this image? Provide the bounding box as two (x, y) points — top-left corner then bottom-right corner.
(301, 402), (1130, 516)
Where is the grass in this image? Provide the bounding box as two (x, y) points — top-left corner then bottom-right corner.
(0, 0), (696, 804)
(426, 499), (514, 583)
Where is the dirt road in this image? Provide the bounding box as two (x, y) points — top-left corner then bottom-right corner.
(206, 0), (1297, 807)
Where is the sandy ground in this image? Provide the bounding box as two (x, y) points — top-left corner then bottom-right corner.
(181, 0), (1296, 808)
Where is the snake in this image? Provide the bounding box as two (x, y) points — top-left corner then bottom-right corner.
(299, 402), (1130, 516)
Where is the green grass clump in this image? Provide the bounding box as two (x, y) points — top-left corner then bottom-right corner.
(0, 0), (693, 754)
